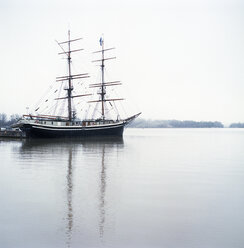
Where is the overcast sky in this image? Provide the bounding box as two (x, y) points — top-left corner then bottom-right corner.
(1, 0), (243, 124)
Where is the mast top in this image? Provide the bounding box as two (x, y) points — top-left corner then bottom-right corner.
(58, 30), (82, 45)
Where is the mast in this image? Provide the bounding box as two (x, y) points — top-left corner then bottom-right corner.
(91, 39), (123, 120)
(101, 38), (105, 120)
(56, 31), (89, 121)
(67, 30), (73, 121)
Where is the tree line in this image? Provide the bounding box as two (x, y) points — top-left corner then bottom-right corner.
(128, 119), (244, 128)
(0, 113), (21, 128)
(229, 123), (244, 128)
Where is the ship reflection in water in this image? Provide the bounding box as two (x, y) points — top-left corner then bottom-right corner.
(19, 137), (124, 248)
(66, 145), (73, 248)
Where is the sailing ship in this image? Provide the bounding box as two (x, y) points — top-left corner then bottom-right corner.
(13, 31), (141, 138)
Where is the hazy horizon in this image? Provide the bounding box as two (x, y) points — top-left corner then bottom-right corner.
(0, 112), (242, 127)
(1, 0), (243, 123)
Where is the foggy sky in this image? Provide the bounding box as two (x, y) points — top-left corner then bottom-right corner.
(1, 0), (244, 124)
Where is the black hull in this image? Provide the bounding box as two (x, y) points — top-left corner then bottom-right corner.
(21, 123), (125, 138)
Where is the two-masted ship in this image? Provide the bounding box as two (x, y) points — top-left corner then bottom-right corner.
(13, 31), (141, 138)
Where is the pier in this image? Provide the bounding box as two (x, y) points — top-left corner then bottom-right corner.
(0, 130), (26, 138)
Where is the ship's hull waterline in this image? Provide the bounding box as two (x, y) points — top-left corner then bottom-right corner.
(20, 122), (125, 138)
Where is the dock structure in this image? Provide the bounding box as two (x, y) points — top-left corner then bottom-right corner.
(0, 130), (26, 139)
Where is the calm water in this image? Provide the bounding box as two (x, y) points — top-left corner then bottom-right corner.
(0, 128), (244, 248)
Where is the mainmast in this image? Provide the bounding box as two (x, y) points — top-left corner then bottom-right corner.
(56, 31), (90, 121)
(67, 30), (73, 121)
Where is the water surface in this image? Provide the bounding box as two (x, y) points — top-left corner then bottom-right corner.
(0, 129), (244, 248)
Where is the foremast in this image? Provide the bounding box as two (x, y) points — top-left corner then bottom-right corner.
(90, 37), (123, 120)
(101, 38), (105, 120)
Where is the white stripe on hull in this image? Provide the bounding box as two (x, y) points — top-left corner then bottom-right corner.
(31, 123), (124, 131)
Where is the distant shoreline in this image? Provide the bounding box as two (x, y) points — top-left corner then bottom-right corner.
(128, 119), (244, 129)
(127, 127), (244, 129)
(1, 113), (244, 129)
